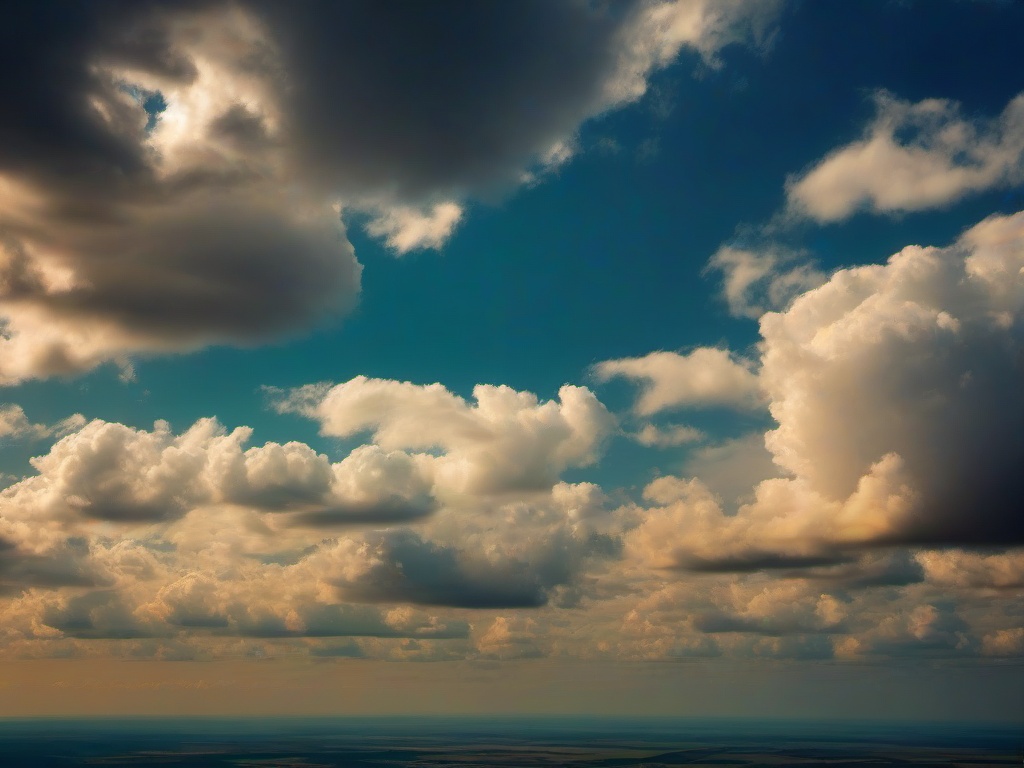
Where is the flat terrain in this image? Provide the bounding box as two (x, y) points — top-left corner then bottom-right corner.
(0, 718), (1017, 767)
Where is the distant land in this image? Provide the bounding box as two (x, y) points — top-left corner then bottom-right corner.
(0, 717), (1018, 767)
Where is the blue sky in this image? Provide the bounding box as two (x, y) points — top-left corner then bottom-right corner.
(0, 0), (1022, 719)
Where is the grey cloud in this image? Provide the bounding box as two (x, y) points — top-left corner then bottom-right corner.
(749, 635), (834, 660)
(27, 196), (361, 343)
(0, 538), (104, 595)
(287, 496), (438, 528)
(785, 552), (926, 590)
(678, 552), (853, 574)
(233, 604), (469, 640)
(694, 612), (844, 637)
(333, 530), (571, 609)
(43, 590), (156, 640)
(248, 0), (639, 203)
(0, 0), (776, 380)
(309, 640), (365, 658)
(853, 603), (977, 659)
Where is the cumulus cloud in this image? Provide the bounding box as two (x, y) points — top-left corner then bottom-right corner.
(273, 377), (614, 497)
(629, 210), (1024, 576)
(0, 405), (85, 442)
(0, 417), (436, 536)
(0, 0), (779, 381)
(917, 550), (1024, 591)
(0, 393), (627, 653)
(475, 616), (543, 659)
(837, 603), (975, 659)
(706, 245), (825, 319)
(786, 90), (1024, 222)
(594, 348), (763, 415)
(317, 531), (560, 609)
(760, 210), (1024, 546)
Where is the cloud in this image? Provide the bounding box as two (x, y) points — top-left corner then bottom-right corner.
(981, 628), (1024, 657)
(0, 418), (437, 534)
(364, 203), (464, 255)
(917, 550), (1024, 591)
(632, 423), (705, 448)
(629, 209), (1024, 575)
(786, 90), (1024, 222)
(320, 530), (559, 609)
(0, 0), (780, 381)
(273, 377), (614, 497)
(0, 399), (625, 653)
(680, 433), (780, 506)
(475, 616), (544, 659)
(838, 603), (975, 659)
(250, 0), (780, 205)
(759, 210), (1024, 546)
(706, 245), (825, 319)
(594, 348), (763, 415)
(0, 405), (85, 442)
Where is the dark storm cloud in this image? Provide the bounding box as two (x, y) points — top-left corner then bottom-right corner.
(5, 0), (760, 380)
(246, 0), (644, 202)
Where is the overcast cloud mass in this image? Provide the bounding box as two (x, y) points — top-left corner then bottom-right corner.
(0, 0), (1021, 720)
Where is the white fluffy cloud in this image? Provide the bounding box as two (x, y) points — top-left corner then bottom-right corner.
(274, 377), (614, 497)
(0, 375), (626, 651)
(0, 417), (436, 541)
(630, 209), (1024, 576)
(364, 203), (464, 255)
(786, 90), (1024, 222)
(594, 348), (763, 415)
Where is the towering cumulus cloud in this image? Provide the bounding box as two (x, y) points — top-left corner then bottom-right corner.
(633, 210), (1024, 572)
(0, 0), (778, 383)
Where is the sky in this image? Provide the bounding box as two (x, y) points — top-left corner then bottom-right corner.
(0, 0), (1022, 721)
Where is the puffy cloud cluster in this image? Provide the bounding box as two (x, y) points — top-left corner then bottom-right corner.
(0, 0), (779, 382)
(1, 418), (434, 536)
(0, 375), (628, 656)
(787, 90), (1024, 222)
(273, 377), (614, 497)
(630, 209), (1024, 579)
